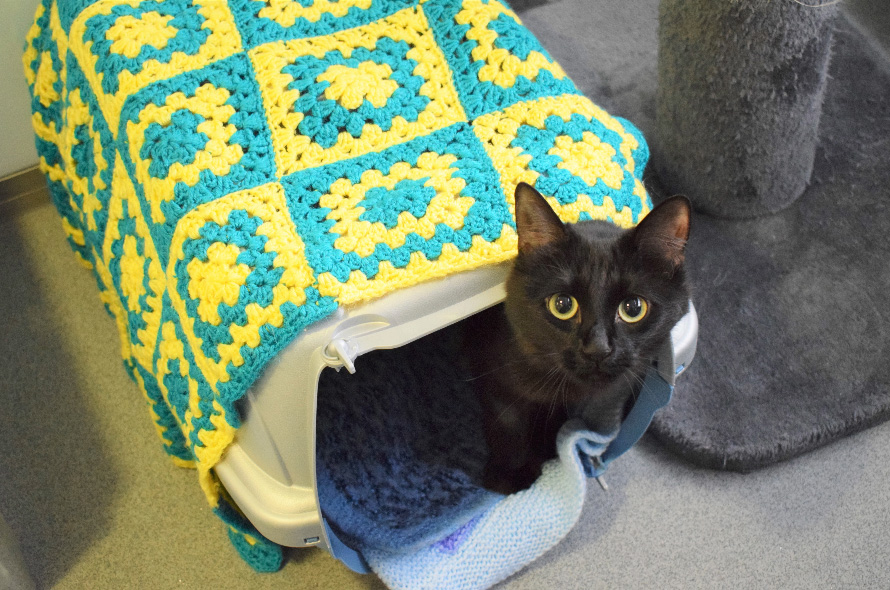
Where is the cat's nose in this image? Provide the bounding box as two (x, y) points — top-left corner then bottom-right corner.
(582, 328), (612, 362)
(582, 346), (612, 364)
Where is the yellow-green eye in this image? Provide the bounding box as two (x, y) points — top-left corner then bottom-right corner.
(618, 297), (649, 323)
(547, 294), (579, 320)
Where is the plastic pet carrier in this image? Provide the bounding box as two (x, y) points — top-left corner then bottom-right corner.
(216, 266), (698, 585)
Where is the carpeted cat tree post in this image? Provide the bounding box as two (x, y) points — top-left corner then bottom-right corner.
(655, 0), (839, 218)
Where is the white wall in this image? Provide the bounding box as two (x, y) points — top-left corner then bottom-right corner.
(1, 0), (40, 178)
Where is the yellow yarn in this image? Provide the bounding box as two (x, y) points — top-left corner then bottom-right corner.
(551, 132), (623, 191)
(322, 152), (470, 256)
(65, 88), (109, 229)
(107, 12), (178, 59)
(456, 0), (566, 88)
(473, 94), (651, 228)
(187, 243), (252, 326)
(321, 230), (518, 306)
(128, 84), (243, 224)
(318, 61), (399, 109)
(34, 52), (60, 108)
(22, 4), (43, 88)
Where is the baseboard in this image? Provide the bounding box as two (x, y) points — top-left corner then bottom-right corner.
(0, 165), (45, 206)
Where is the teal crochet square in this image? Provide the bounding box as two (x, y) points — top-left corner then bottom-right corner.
(134, 361), (194, 464)
(63, 55), (116, 253)
(282, 37), (430, 149)
(159, 299), (245, 448)
(512, 113), (647, 222)
(162, 180), (339, 439)
(281, 123), (509, 286)
(25, 0), (64, 160)
(106, 199), (161, 351)
(152, 299), (230, 458)
(424, 0), (581, 119)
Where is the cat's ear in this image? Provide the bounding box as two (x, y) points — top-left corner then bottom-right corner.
(514, 182), (567, 253)
(631, 195), (691, 267)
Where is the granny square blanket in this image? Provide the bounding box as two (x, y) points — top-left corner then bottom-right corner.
(24, 0), (652, 573)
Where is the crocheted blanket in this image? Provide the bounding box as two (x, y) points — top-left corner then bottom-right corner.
(24, 0), (652, 575)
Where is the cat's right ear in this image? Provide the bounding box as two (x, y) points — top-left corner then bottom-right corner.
(514, 182), (566, 253)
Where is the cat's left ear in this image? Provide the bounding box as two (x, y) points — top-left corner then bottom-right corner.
(631, 196), (691, 267)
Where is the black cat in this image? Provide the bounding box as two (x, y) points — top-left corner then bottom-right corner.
(466, 182), (691, 494)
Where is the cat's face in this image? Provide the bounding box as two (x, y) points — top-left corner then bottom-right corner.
(505, 183), (691, 401)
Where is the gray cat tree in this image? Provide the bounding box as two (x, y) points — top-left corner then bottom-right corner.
(656, 0), (839, 218)
(645, 0), (890, 473)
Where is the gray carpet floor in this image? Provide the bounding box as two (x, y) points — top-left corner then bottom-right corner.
(2, 1), (889, 588)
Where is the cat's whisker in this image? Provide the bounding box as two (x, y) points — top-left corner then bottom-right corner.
(620, 373), (637, 402)
(552, 372), (571, 422)
(533, 367), (560, 401)
(528, 367), (563, 422)
(558, 373), (571, 417)
(463, 355), (555, 381)
(494, 398), (523, 424)
(620, 371), (647, 405)
(544, 376), (561, 422)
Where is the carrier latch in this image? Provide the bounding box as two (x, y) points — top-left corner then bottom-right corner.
(324, 339), (359, 374)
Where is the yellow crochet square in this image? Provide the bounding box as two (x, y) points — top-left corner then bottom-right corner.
(311, 150), (517, 305)
(455, 0), (566, 89)
(63, 85), (110, 225)
(250, 5), (466, 176)
(166, 182), (317, 390)
(26, 2), (69, 191)
(257, 0), (374, 28)
(68, 0), (243, 131)
(472, 94), (651, 228)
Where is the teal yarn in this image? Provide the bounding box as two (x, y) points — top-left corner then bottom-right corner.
(281, 123), (508, 283)
(118, 52), (277, 268)
(215, 501), (285, 573)
(512, 113), (645, 221)
(284, 39), (430, 148)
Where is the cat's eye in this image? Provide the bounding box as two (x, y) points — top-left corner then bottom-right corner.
(618, 296), (649, 323)
(547, 294), (579, 320)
